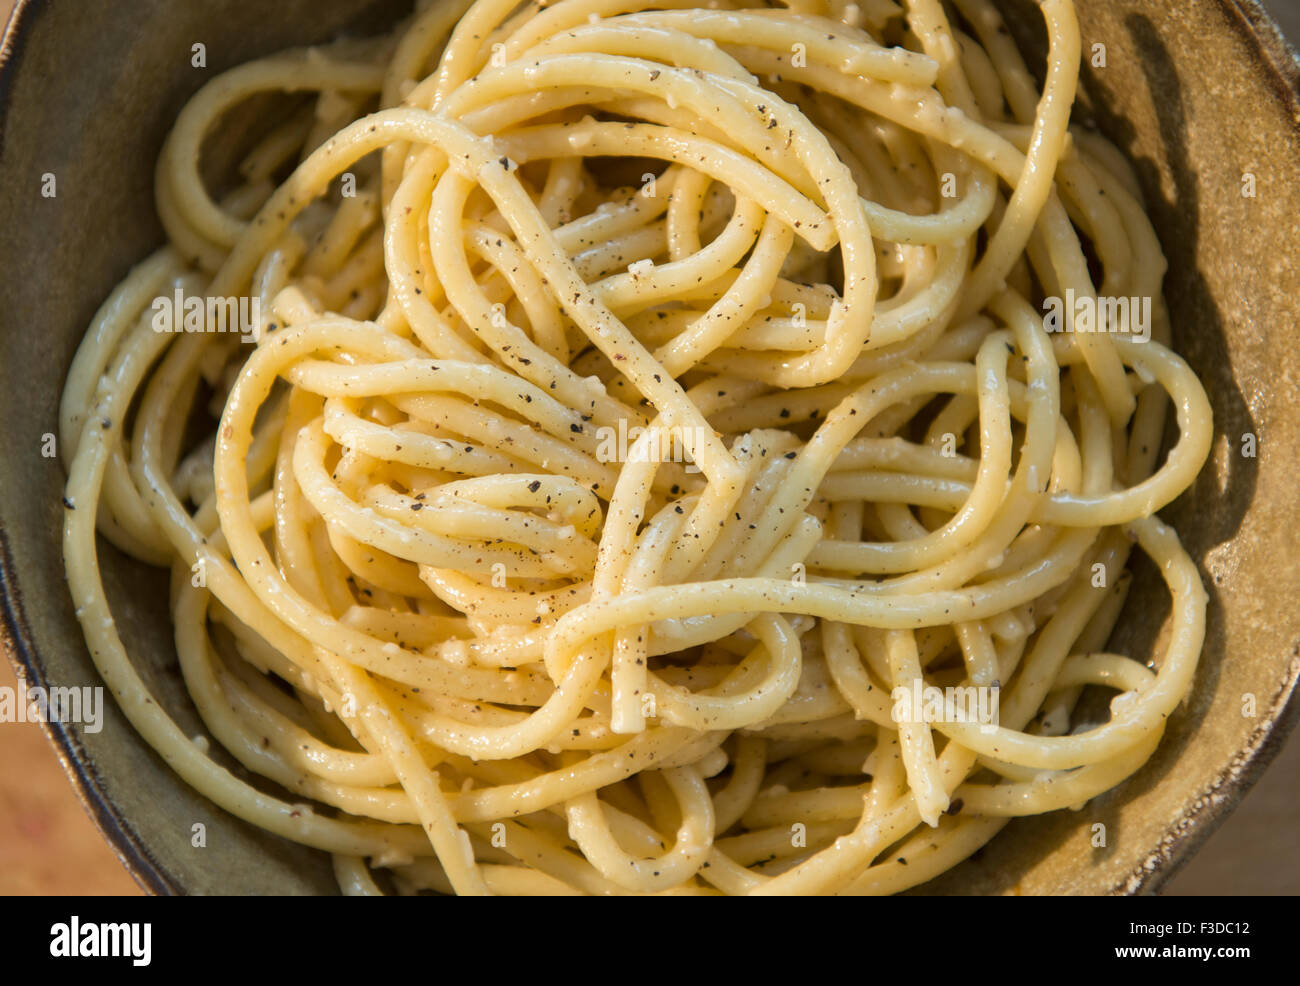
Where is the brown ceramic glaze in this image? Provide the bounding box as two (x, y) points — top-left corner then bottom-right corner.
(1, 0), (1297, 895)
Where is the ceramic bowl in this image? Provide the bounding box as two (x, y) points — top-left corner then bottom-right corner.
(1, 0), (1297, 894)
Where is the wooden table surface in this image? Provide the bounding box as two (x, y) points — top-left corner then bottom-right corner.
(1, 0), (1296, 896)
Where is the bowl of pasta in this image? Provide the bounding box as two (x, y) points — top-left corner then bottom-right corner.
(1, 0), (1298, 895)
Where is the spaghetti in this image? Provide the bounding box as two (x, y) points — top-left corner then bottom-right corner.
(60, 0), (1212, 895)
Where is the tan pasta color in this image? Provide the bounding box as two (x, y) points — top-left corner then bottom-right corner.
(59, 0), (1213, 895)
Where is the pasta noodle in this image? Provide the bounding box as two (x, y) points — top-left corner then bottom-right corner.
(59, 0), (1213, 895)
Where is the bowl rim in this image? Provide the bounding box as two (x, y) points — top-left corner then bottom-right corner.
(1, 0), (1298, 897)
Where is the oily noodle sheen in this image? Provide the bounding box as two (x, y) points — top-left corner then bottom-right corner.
(61, 0), (1212, 896)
